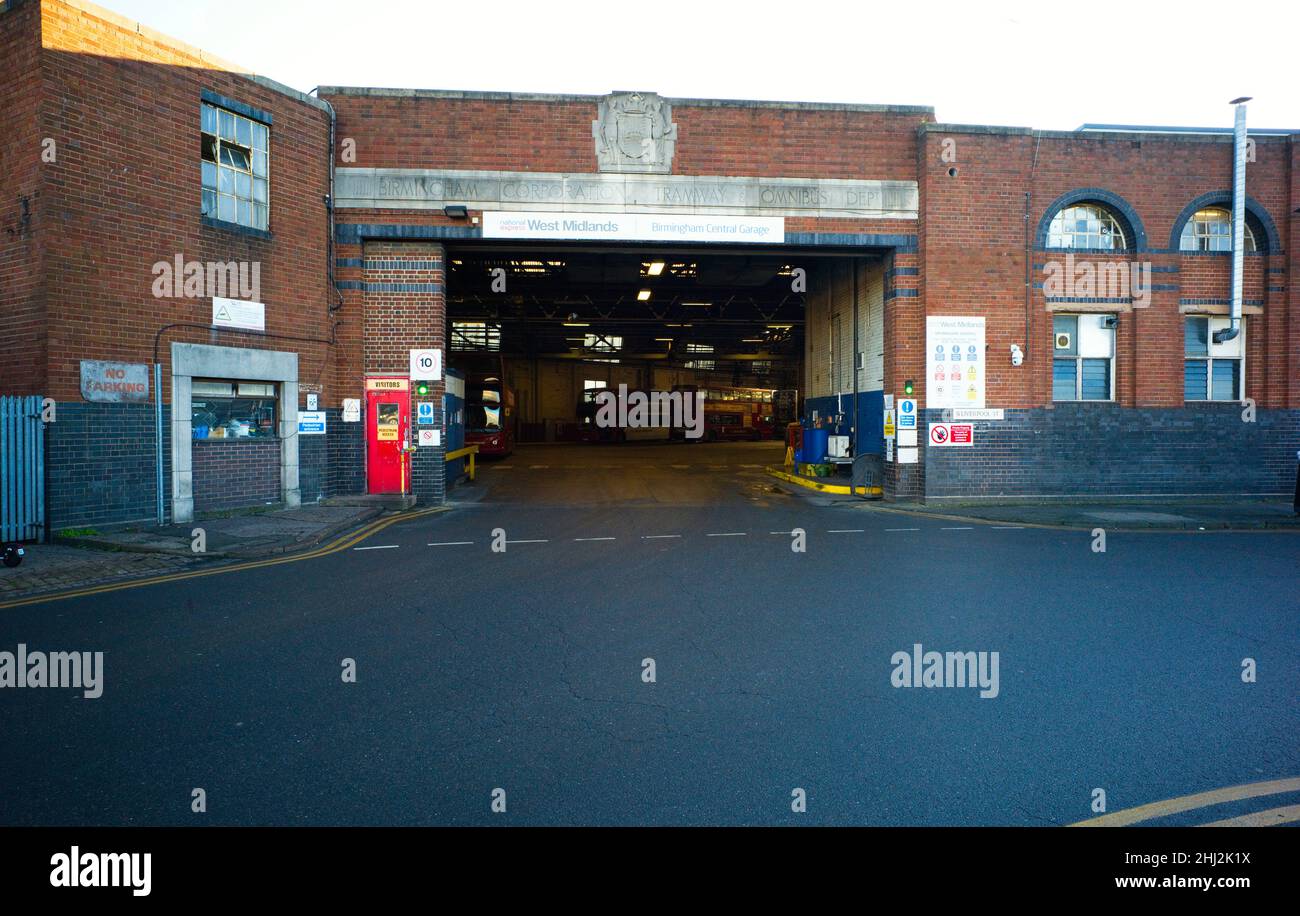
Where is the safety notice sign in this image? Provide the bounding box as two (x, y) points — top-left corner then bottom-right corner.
(929, 423), (974, 447)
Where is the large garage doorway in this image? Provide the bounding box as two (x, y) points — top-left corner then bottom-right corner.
(444, 243), (886, 505)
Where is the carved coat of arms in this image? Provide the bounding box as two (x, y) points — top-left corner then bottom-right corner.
(593, 92), (678, 173)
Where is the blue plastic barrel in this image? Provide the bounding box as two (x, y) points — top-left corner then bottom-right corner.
(802, 427), (829, 464)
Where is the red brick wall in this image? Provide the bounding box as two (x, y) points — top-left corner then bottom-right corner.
(35, 0), (333, 405)
(917, 127), (1296, 411)
(324, 91), (929, 181)
(0, 0), (47, 395)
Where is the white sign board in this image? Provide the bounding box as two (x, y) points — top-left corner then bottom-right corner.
(483, 211), (784, 244)
(898, 447), (918, 464)
(886, 438), (894, 462)
(952, 408), (1003, 421)
(341, 398), (361, 422)
(926, 316), (985, 410)
(306, 393), (318, 411)
(297, 410), (327, 435)
(79, 360), (149, 403)
(418, 428), (441, 447)
(409, 348), (442, 381)
(898, 428), (918, 448)
(212, 297), (265, 332)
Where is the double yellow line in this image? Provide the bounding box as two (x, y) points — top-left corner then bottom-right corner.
(0, 507), (447, 611)
(1069, 776), (1300, 827)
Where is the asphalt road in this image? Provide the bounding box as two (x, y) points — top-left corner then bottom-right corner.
(2, 442), (1297, 826)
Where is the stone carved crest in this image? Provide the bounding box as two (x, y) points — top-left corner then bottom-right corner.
(593, 92), (677, 174)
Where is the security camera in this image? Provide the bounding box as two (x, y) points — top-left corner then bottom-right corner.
(1010, 344), (1024, 367)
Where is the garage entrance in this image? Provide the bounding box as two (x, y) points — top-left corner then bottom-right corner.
(443, 242), (888, 503)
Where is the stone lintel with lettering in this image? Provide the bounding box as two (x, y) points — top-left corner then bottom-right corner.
(335, 168), (918, 219)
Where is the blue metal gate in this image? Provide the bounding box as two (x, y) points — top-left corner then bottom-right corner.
(1, 396), (45, 542)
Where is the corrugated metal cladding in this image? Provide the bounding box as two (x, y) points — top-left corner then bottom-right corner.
(804, 261), (885, 400)
(1, 396), (46, 542)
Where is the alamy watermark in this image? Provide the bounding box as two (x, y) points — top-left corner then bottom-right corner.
(592, 385), (705, 439)
(151, 253), (261, 301)
(891, 643), (1000, 698)
(1043, 253), (1152, 309)
(50, 847), (150, 896)
(0, 644), (103, 698)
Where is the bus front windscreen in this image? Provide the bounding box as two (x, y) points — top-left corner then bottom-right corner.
(466, 386), (502, 432)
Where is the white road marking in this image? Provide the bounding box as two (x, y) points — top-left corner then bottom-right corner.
(428, 541), (474, 546)
(573, 537), (616, 542)
(353, 544), (400, 551)
(642, 534), (681, 539)
(828, 529), (864, 533)
(529, 465), (549, 469)
(991, 526), (1024, 529)
(941, 527), (974, 531)
(741, 464), (761, 468)
(505, 539), (549, 544)
(885, 528), (920, 532)
(707, 532), (747, 537)
(671, 464), (690, 469)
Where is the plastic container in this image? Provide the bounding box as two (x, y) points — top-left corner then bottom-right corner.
(802, 427), (829, 464)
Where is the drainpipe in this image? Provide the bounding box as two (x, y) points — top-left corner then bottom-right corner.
(155, 362), (164, 526)
(1217, 97), (1251, 344)
(309, 88), (342, 320)
(851, 258), (859, 455)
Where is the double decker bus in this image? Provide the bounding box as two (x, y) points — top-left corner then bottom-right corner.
(465, 375), (515, 457)
(670, 384), (778, 441)
(576, 385), (672, 442)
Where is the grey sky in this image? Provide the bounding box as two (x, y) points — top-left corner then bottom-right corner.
(102, 0), (1296, 131)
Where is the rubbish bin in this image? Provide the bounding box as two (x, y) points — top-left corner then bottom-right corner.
(802, 427), (829, 465)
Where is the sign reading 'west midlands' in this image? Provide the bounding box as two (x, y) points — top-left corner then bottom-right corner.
(483, 211), (784, 244)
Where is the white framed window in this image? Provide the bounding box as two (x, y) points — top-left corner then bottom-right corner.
(201, 102), (269, 230)
(1047, 203), (1127, 250)
(190, 378), (278, 439)
(1179, 207), (1257, 252)
(1184, 316), (1244, 401)
(1052, 314), (1115, 401)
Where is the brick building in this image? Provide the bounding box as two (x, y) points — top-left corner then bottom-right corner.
(2, 0), (1296, 534)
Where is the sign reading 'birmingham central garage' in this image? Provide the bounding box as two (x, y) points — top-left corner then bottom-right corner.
(335, 168), (918, 220)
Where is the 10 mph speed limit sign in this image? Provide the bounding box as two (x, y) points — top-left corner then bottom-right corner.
(409, 348), (442, 381)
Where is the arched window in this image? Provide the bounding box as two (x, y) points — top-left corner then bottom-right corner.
(1179, 207), (1257, 252)
(1046, 203), (1128, 250)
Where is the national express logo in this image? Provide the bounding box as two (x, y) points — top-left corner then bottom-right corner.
(497, 218), (529, 232)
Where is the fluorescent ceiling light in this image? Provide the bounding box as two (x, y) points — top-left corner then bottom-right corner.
(637, 290), (652, 301)
(646, 262), (665, 276)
